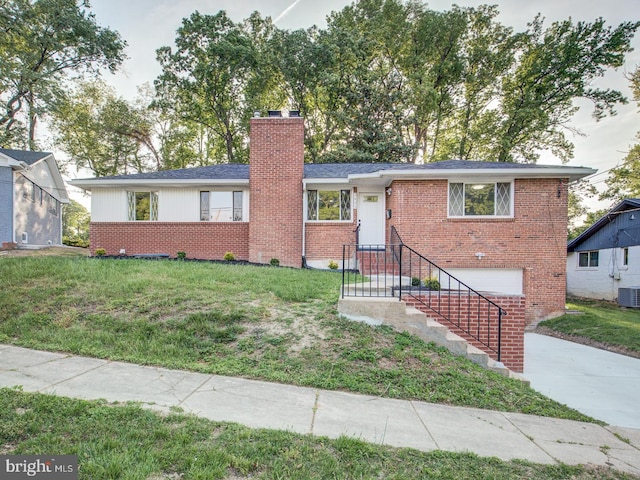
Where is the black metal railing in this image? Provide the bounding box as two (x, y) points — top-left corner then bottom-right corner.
(342, 227), (506, 361)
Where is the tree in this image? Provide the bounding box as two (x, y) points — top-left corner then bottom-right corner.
(0, 0), (126, 149)
(154, 11), (263, 164)
(493, 16), (639, 163)
(50, 79), (153, 176)
(62, 199), (89, 242)
(600, 66), (640, 204)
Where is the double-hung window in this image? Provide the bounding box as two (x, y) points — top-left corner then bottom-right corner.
(578, 250), (599, 268)
(449, 182), (512, 217)
(307, 190), (351, 221)
(127, 191), (158, 221)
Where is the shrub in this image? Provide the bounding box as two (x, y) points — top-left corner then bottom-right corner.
(94, 248), (106, 257)
(270, 258), (280, 267)
(177, 251), (186, 260)
(223, 252), (235, 262)
(63, 236), (89, 248)
(328, 260), (339, 270)
(424, 277), (441, 291)
(411, 276), (421, 287)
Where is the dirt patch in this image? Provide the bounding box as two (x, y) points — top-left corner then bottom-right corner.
(534, 326), (640, 359)
(0, 246), (89, 257)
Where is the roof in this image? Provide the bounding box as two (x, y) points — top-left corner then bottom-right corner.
(70, 159), (596, 189)
(567, 199), (640, 252)
(0, 148), (52, 165)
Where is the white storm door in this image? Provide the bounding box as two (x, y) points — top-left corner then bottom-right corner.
(357, 191), (385, 246)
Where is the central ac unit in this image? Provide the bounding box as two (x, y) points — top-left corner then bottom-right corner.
(618, 287), (640, 308)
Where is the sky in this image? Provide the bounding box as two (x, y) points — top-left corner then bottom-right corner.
(73, 0), (640, 211)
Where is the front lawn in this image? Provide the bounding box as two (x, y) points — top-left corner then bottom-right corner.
(1, 388), (632, 480)
(0, 256), (592, 421)
(538, 298), (640, 357)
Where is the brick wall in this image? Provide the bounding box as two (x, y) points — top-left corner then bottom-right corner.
(405, 294), (526, 372)
(90, 222), (249, 260)
(249, 117), (304, 267)
(388, 178), (568, 325)
(305, 222), (357, 263)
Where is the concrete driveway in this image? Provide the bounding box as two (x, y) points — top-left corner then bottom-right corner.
(524, 333), (640, 429)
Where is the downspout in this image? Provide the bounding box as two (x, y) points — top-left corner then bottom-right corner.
(302, 182), (307, 267)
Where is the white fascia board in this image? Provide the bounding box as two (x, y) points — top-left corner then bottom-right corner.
(70, 178), (250, 190)
(302, 178), (350, 186)
(347, 166), (597, 183)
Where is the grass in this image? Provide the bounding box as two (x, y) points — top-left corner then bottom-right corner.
(0, 256), (595, 422)
(538, 298), (640, 356)
(1, 388), (635, 480)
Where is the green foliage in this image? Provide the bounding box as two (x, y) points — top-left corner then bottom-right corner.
(0, 389), (621, 480)
(94, 248), (106, 257)
(0, 0), (126, 149)
(0, 257), (594, 421)
(62, 199), (89, 241)
(424, 277), (441, 291)
(223, 252), (235, 261)
(62, 236), (89, 248)
(411, 276), (421, 287)
(269, 258), (280, 266)
(177, 251), (186, 260)
(539, 299), (640, 354)
(328, 260), (339, 270)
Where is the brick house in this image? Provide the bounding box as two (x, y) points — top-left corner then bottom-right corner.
(71, 113), (595, 329)
(0, 148), (70, 249)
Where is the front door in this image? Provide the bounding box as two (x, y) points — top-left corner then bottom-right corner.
(357, 191), (385, 246)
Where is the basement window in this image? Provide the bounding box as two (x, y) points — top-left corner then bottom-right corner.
(578, 250), (599, 268)
(127, 191), (158, 221)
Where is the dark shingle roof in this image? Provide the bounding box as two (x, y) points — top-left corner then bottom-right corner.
(100, 164), (250, 181)
(81, 159), (578, 182)
(0, 148), (51, 165)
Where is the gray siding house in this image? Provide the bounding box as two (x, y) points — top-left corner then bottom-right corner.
(567, 199), (640, 300)
(0, 148), (69, 248)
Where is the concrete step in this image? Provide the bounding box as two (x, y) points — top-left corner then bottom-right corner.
(337, 297), (524, 381)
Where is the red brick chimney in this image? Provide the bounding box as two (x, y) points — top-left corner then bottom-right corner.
(248, 113), (304, 267)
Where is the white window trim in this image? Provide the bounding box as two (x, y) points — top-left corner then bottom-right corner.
(577, 250), (599, 269)
(305, 187), (353, 223)
(127, 191), (158, 221)
(447, 180), (514, 218)
(200, 189), (249, 222)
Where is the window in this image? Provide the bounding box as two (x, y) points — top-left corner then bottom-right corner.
(623, 247), (629, 267)
(205, 191), (243, 222)
(307, 190), (351, 221)
(127, 191), (158, 221)
(48, 196), (59, 217)
(200, 192), (209, 221)
(449, 182), (511, 217)
(578, 250), (599, 268)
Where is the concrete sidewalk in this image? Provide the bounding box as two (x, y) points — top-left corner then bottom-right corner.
(1, 344), (639, 475)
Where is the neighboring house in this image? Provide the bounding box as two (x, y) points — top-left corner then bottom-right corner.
(567, 199), (640, 301)
(0, 148), (70, 248)
(71, 113), (595, 326)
